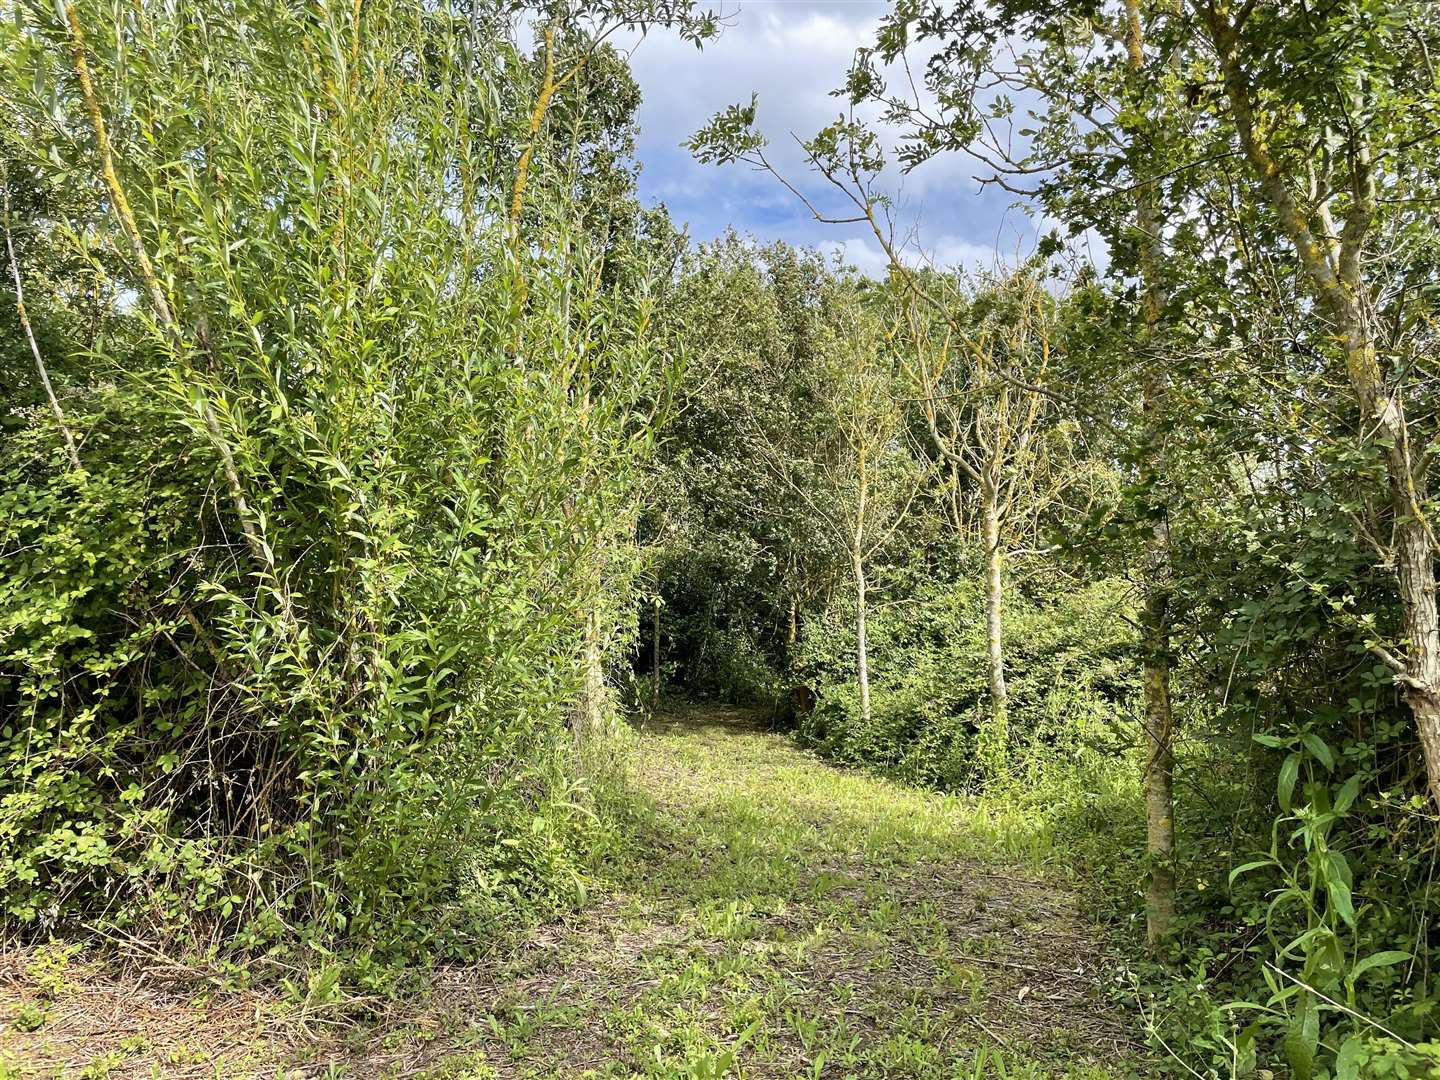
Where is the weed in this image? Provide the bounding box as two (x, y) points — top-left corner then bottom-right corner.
(9, 1000), (47, 1033)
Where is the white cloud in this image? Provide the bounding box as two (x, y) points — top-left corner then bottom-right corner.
(618, 2), (1050, 273)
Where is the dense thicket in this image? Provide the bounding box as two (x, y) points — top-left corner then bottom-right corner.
(0, 0), (701, 972)
(4, 0), (1440, 1073)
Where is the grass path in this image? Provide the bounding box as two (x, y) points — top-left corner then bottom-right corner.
(2, 704), (1141, 1079)
(384, 704), (1138, 1079)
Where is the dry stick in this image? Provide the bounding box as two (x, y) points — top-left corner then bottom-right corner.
(63, 2), (295, 626)
(3, 183), (82, 470)
(1263, 963), (1416, 1049)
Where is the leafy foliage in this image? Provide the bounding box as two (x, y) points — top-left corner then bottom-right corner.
(795, 575), (1139, 791)
(0, 0), (681, 971)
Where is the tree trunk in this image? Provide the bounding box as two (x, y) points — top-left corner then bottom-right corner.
(853, 543), (871, 725)
(1343, 334), (1440, 806)
(652, 593), (661, 710)
(785, 592), (798, 662)
(4, 188), (81, 472)
(854, 442), (872, 726)
(65, 7), (299, 631)
(1395, 515), (1440, 806)
(1125, 0), (1177, 950)
(579, 604), (606, 739)
(1203, 5), (1440, 808)
(981, 483), (1009, 776)
(1140, 370), (1176, 950)
(1142, 571), (1177, 948)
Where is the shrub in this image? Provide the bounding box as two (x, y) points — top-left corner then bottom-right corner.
(0, 0), (666, 970)
(794, 575), (1141, 791)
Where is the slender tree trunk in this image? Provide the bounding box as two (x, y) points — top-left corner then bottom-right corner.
(579, 604), (606, 738)
(1124, 0), (1177, 950)
(1343, 333), (1440, 805)
(785, 592), (798, 662)
(853, 542), (871, 725)
(981, 481), (1009, 775)
(1141, 559), (1177, 946)
(1140, 378), (1177, 950)
(853, 442), (872, 725)
(652, 593), (661, 710)
(4, 187), (81, 471)
(1395, 521), (1440, 805)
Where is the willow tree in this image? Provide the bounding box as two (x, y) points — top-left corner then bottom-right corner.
(0, 0), (704, 956)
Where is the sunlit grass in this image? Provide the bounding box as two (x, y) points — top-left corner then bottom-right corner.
(451, 704), (1142, 1078)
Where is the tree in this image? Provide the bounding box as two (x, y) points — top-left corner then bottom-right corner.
(809, 0), (1195, 945)
(1188, 0), (1440, 808)
(761, 286), (918, 725)
(905, 271), (1058, 776)
(3, 169), (79, 470)
(0, 0), (701, 958)
(651, 234), (840, 703)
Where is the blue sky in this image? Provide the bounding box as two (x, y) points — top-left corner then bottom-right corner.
(619, 1), (1048, 275)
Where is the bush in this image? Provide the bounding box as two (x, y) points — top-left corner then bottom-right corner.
(0, 0), (665, 972)
(794, 575), (1141, 791)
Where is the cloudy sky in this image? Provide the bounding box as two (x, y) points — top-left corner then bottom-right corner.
(618, 1), (1046, 275)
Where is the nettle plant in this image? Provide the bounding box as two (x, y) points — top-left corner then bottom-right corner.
(0, 0), (673, 966)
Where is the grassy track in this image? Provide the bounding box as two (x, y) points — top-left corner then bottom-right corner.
(409, 704), (1139, 1078)
(1, 704), (1142, 1079)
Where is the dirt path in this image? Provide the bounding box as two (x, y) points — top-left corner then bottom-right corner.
(2, 704), (1140, 1079)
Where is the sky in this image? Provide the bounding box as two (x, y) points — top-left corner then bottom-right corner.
(618, 0), (1048, 276)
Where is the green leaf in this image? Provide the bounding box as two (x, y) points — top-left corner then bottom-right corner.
(1326, 850), (1352, 889)
(1334, 774), (1363, 814)
(1233, 1019), (1260, 1077)
(1284, 991), (1319, 1080)
(1327, 876), (1355, 928)
(1278, 752), (1301, 811)
(1300, 733), (1334, 771)
(1348, 950), (1412, 984)
(1335, 1037), (1365, 1080)
(1229, 859), (1275, 886)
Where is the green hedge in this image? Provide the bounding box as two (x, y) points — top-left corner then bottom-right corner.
(793, 576), (1141, 790)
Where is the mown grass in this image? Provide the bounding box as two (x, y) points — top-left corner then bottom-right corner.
(430, 703), (1142, 1079)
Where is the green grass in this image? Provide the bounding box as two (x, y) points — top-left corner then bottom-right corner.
(0, 704), (1143, 1079)
(412, 704), (1143, 1079)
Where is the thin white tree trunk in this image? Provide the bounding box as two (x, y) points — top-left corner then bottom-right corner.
(652, 593), (661, 710)
(785, 592), (798, 662)
(579, 604), (606, 738)
(853, 547), (871, 726)
(981, 483), (1009, 776)
(4, 187), (81, 471)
